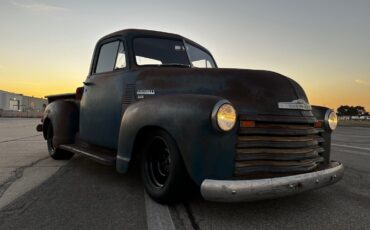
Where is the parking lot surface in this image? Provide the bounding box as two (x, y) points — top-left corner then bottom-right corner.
(0, 118), (369, 229)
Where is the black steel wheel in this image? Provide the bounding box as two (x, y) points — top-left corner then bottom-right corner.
(141, 129), (191, 204)
(146, 136), (171, 187)
(46, 124), (74, 160)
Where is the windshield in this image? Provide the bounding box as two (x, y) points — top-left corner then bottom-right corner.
(133, 37), (216, 68)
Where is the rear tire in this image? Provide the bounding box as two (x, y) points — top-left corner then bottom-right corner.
(46, 124), (74, 160)
(140, 129), (192, 204)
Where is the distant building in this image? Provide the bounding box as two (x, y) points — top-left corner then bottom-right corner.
(350, 116), (370, 120)
(339, 116), (351, 120)
(0, 90), (46, 112)
(339, 115), (370, 121)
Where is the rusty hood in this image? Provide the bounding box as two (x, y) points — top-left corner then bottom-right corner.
(135, 68), (313, 117)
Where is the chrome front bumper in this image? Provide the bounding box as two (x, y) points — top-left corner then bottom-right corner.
(201, 161), (344, 202)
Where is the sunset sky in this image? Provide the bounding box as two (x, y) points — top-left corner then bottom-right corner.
(0, 0), (369, 111)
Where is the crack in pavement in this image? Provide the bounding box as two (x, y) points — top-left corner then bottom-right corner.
(0, 156), (49, 200)
(183, 202), (200, 230)
(0, 134), (42, 144)
(0, 196), (39, 217)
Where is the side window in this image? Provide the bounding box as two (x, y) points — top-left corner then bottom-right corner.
(136, 56), (162, 65)
(95, 41), (126, 74)
(191, 59), (214, 68)
(185, 42), (216, 68)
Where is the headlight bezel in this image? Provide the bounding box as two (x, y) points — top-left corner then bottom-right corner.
(324, 109), (338, 131)
(211, 100), (237, 132)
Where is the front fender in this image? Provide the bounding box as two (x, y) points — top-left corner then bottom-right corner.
(116, 94), (238, 185)
(43, 100), (79, 147)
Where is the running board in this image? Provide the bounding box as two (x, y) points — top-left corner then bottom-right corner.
(59, 144), (116, 165)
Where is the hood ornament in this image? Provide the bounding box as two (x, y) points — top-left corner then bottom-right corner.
(278, 99), (312, 111)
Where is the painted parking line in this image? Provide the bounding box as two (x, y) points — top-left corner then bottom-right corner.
(333, 148), (370, 157)
(144, 191), (175, 230)
(334, 134), (370, 138)
(332, 143), (370, 152)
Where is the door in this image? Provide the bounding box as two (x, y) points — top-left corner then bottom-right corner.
(79, 39), (127, 149)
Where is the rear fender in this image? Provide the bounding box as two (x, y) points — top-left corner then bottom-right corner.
(43, 100), (79, 147)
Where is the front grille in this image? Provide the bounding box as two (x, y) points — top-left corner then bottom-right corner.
(235, 120), (325, 178)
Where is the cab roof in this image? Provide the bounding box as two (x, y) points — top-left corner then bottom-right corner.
(99, 28), (212, 55)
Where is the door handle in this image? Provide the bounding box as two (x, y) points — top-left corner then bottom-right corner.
(83, 81), (94, 86)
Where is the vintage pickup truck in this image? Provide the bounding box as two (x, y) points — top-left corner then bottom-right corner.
(37, 29), (344, 203)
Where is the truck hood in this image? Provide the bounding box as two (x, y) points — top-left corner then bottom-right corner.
(135, 68), (313, 117)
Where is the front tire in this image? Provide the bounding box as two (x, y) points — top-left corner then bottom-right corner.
(140, 129), (191, 204)
(46, 124), (74, 160)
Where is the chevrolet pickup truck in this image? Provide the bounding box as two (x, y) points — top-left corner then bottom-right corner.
(37, 29), (344, 204)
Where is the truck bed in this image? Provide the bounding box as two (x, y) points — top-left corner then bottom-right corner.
(45, 93), (76, 103)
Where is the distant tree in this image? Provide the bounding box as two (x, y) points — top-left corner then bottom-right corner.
(354, 106), (366, 115)
(337, 105), (367, 116)
(337, 105), (350, 116)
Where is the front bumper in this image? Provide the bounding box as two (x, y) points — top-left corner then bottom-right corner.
(201, 161), (344, 202)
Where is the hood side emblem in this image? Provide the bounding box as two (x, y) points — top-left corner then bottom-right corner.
(136, 89), (155, 99)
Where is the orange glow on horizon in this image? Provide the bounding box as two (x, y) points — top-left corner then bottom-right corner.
(1, 72), (368, 112)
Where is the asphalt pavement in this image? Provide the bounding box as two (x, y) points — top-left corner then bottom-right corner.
(0, 118), (369, 230)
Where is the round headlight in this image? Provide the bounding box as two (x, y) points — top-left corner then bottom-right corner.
(325, 110), (338, 131)
(212, 101), (237, 132)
